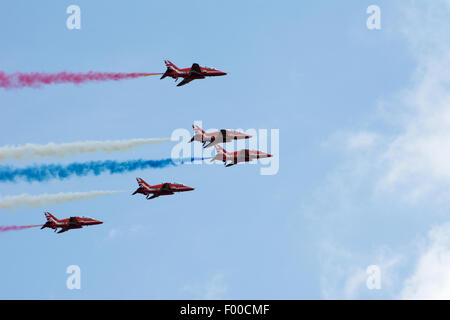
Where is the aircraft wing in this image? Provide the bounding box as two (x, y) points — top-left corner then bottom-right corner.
(177, 78), (193, 87)
(225, 162), (238, 167)
(67, 217), (82, 228)
(234, 150), (248, 164)
(189, 63), (202, 75)
(160, 183), (174, 193)
(57, 228), (69, 234)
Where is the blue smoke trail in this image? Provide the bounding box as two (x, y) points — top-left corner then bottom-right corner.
(0, 158), (206, 183)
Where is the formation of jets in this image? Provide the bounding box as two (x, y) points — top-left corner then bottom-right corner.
(189, 124), (273, 166)
(34, 60), (273, 234)
(39, 122), (273, 233)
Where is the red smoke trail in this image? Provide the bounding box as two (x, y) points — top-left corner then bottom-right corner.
(0, 225), (42, 232)
(0, 71), (162, 89)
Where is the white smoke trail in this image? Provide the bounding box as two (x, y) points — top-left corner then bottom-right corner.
(0, 190), (124, 210)
(0, 138), (172, 161)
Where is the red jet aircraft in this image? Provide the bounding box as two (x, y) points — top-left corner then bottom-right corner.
(212, 145), (273, 167)
(189, 125), (252, 148)
(160, 60), (227, 86)
(41, 212), (103, 234)
(132, 177), (195, 200)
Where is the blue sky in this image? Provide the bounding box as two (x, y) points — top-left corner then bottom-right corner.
(1, 0), (449, 299)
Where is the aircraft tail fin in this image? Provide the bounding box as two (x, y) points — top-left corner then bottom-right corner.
(136, 177), (150, 188)
(193, 124), (205, 135)
(190, 124), (206, 143)
(164, 60), (180, 71)
(161, 60), (180, 79)
(44, 211), (59, 223)
(133, 177), (149, 195)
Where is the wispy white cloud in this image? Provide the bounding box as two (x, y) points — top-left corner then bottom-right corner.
(204, 273), (228, 299)
(400, 222), (450, 299)
(316, 0), (450, 299)
(347, 132), (379, 150)
(376, 56), (450, 201)
(182, 272), (228, 299)
(356, 1), (450, 202)
(108, 228), (120, 239)
(319, 241), (401, 299)
(105, 225), (148, 240)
